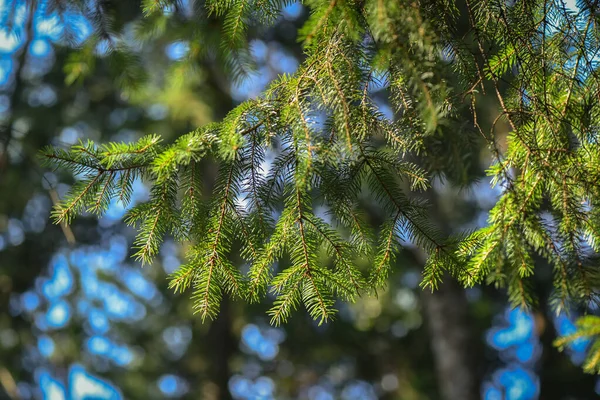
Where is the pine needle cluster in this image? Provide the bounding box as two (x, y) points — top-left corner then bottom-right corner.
(42, 0), (600, 360)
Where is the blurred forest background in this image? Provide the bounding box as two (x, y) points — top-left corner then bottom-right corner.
(0, 0), (599, 399)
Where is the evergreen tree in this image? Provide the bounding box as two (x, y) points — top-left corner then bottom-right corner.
(40, 0), (600, 375)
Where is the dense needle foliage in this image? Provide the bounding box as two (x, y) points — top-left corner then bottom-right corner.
(40, 0), (600, 373)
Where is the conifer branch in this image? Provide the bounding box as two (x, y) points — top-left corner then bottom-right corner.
(41, 0), (600, 347)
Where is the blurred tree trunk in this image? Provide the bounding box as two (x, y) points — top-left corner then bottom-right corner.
(422, 279), (480, 400)
(0, 3), (38, 396)
(535, 275), (597, 399)
(415, 191), (482, 400)
(206, 296), (234, 400)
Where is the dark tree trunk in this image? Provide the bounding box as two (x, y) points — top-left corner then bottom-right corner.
(413, 189), (482, 400)
(206, 296), (234, 400)
(535, 276), (598, 399)
(422, 279), (481, 400)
